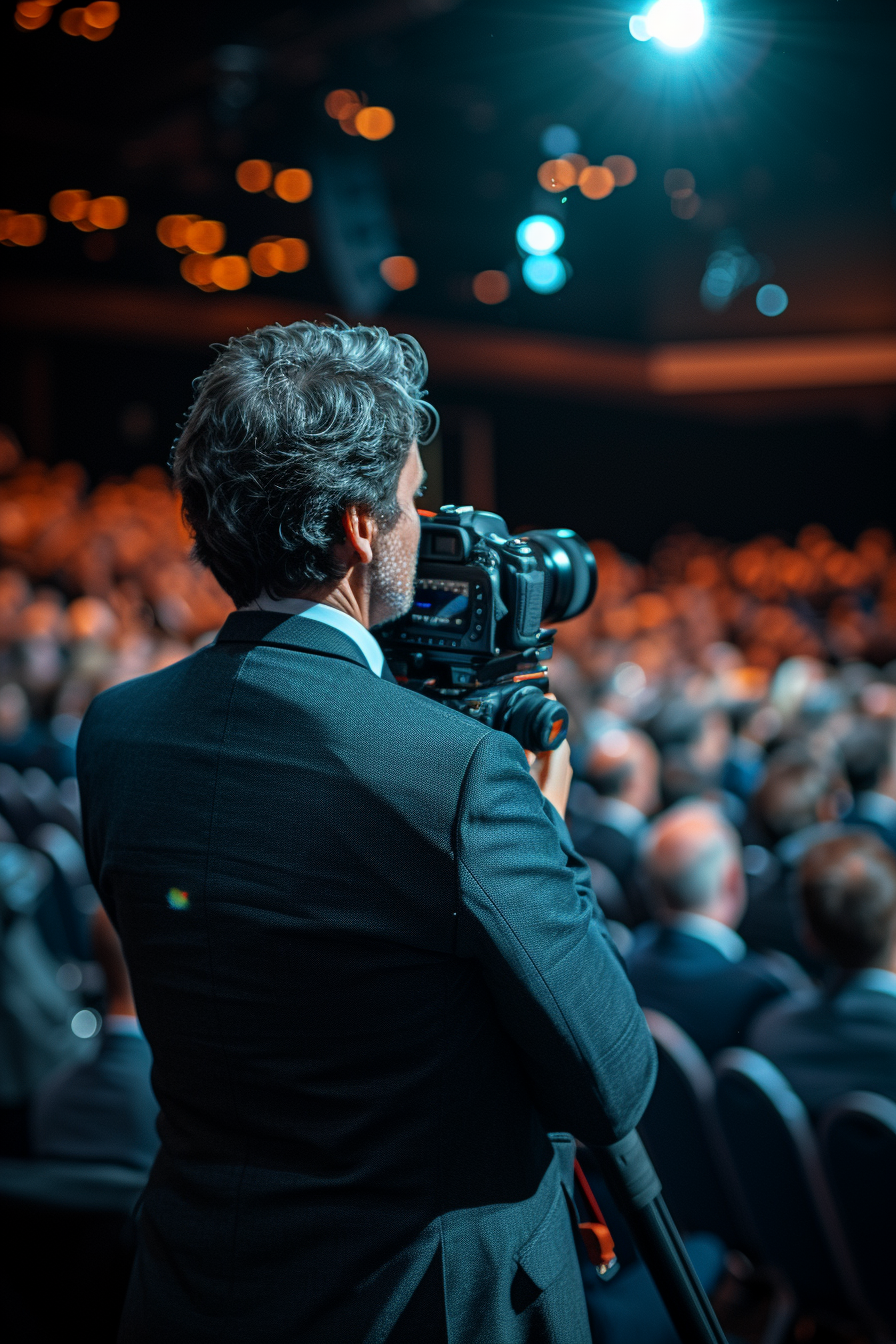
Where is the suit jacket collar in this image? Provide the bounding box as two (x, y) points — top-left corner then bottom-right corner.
(216, 610), (382, 675)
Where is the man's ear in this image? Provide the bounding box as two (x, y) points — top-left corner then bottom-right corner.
(341, 504), (375, 565)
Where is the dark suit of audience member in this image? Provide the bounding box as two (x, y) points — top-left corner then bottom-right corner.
(749, 832), (896, 1115)
(31, 905), (159, 1169)
(840, 719), (896, 853)
(566, 726), (660, 923)
(626, 801), (801, 1059)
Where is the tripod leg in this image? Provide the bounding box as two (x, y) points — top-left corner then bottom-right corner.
(596, 1132), (727, 1344)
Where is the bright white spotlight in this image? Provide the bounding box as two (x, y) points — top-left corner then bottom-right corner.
(629, 14), (651, 40)
(643, 0), (705, 48)
(522, 254), (567, 294)
(516, 215), (565, 257)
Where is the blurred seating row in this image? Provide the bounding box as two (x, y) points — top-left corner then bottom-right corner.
(639, 1008), (896, 1342)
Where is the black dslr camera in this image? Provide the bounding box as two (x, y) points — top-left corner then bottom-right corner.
(377, 505), (597, 753)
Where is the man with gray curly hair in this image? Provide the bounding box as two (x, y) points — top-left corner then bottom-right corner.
(77, 321), (655, 1344)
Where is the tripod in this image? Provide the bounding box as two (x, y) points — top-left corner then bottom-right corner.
(594, 1131), (728, 1344)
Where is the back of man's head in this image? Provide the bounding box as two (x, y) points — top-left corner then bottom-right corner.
(585, 727), (660, 816)
(799, 833), (896, 971)
(755, 757), (838, 839)
(643, 801), (744, 923)
(171, 321), (437, 608)
(840, 719), (892, 796)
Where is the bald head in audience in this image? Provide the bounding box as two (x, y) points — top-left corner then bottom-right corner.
(643, 801), (747, 929)
(585, 726), (661, 818)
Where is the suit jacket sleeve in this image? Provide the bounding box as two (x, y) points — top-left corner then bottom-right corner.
(455, 729), (657, 1148)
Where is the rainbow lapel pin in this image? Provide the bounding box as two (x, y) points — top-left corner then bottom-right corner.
(167, 887), (190, 910)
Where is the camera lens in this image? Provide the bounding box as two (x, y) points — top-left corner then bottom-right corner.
(500, 685), (569, 752)
(516, 529), (597, 623)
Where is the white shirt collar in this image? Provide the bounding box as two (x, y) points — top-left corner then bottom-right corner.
(850, 968), (896, 999)
(243, 595), (384, 677)
(668, 911), (747, 963)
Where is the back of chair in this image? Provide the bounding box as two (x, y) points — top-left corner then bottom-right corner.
(639, 1010), (758, 1254)
(820, 1091), (896, 1335)
(715, 1049), (872, 1325)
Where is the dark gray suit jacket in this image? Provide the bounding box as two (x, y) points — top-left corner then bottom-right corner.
(748, 974), (896, 1116)
(77, 610), (656, 1343)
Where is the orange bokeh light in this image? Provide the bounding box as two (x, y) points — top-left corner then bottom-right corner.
(156, 214), (200, 248)
(578, 165), (615, 200)
(7, 214), (47, 246)
(671, 193), (700, 219)
(664, 168), (695, 199)
(235, 159), (273, 193)
(184, 219), (226, 254)
(83, 0), (117, 24)
(472, 270), (510, 305)
(210, 255), (251, 290)
(49, 188), (90, 221)
(276, 237), (309, 272)
(537, 159), (577, 193)
(14, 5), (51, 26)
(273, 169), (312, 203)
(180, 254), (216, 286)
(87, 195), (127, 229)
(81, 20), (114, 40)
(248, 242), (281, 277)
(561, 153), (589, 179)
(379, 255), (417, 291)
(59, 7), (85, 33)
(324, 89), (360, 120)
(603, 155), (637, 187)
(355, 106), (394, 141)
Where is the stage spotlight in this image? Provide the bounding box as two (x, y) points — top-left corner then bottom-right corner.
(756, 284), (788, 316)
(630, 0), (706, 49)
(516, 215), (564, 257)
(522, 254), (567, 294)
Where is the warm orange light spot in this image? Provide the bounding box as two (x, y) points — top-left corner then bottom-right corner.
(210, 255), (251, 290)
(273, 168), (312, 203)
(8, 214), (47, 246)
(14, 5), (51, 26)
(664, 168), (695, 199)
(275, 236), (308, 272)
(0, 211), (17, 241)
(355, 106), (394, 141)
(248, 241), (282, 277)
(235, 159), (272, 193)
(81, 20), (114, 39)
(180, 254), (216, 286)
(87, 195), (127, 229)
(339, 117), (360, 136)
(561, 153), (589, 180)
(49, 188), (90, 221)
(184, 219), (226, 254)
(83, 0), (117, 24)
(472, 270), (510, 305)
(578, 165), (615, 200)
(671, 193), (700, 219)
(325, 89), (360, 119)
(603, 155), (637, 187)
(156, 214), (199, 248)
(537, 158), (577, 193)
(379, 255), (417, 291)
(73, 217), (97, 231)
(59, 7), (85, 33)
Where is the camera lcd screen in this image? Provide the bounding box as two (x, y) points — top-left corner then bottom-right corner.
(411, 578), (470, 628)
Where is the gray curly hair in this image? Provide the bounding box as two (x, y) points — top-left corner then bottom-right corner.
(171, 320), (438, 607)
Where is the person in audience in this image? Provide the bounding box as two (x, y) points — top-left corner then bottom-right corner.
(31, 904), (158, 1169)
(627, 801), (803, 1058)
(748, 832), (896, 1114)
(840, 718), (896, 852)
(566, 726), (660, 906)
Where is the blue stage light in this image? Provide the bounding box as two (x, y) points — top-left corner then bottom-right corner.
(516, 215), (565, 257)
(756, 284), (788, 316)
(631, 0), (706, 49)
(522, 254), (567, 294)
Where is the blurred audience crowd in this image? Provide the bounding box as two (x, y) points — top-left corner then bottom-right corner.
(1, 434), (896, 1339)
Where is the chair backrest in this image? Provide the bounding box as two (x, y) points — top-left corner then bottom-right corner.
(639, 1010), (759, 1255)
(820, 1091), (896, 1335)
(715, 1048), (874, 1326)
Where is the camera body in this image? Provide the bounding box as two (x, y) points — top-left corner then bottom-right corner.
(377, 505), (597, 752)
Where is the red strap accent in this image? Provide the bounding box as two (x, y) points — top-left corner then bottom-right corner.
(574, 1158), (617, 1272)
